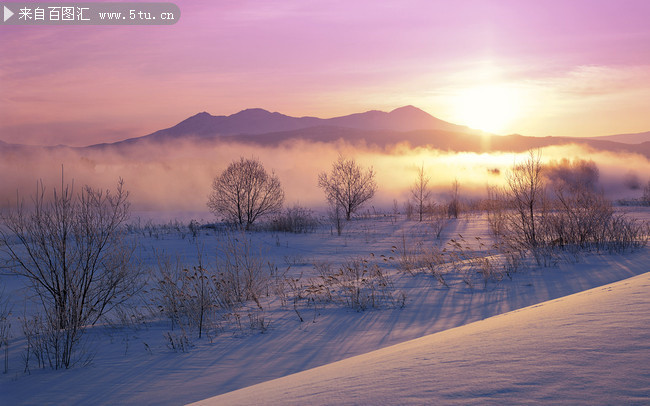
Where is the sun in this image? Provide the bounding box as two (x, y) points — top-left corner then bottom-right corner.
(452, 84), (521, 134)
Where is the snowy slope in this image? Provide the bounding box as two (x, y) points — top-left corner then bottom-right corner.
(1, 215), (648, 405)
(197, 272), (650, 405)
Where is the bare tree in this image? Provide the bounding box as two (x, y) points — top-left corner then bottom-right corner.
(208, 157), (284, 230)
(0, 178), (137, 369)
(318, 155), (377, 221)
(411, 164), (431, 222)
(505, 149), (545, 254)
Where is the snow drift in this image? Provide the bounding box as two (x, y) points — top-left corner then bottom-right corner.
(198, 272), (650, 405)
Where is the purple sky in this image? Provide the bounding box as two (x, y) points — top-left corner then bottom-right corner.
(2, 0), (650, 146)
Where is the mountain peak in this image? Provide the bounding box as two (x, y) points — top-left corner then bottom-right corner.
(234, 108), (273, 116)
(121, 105), (468, 145)
(389, 105), (427, 114)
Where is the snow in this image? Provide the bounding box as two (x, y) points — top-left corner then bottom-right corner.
(0, 213), (649, 405)
(197, 272), (650, 405)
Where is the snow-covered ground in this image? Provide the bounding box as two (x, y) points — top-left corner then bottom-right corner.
(0, 212), (648, 405)
(201, 271), (650, 405)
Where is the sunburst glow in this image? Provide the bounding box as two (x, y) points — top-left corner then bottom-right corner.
(452, 84), (522, 134)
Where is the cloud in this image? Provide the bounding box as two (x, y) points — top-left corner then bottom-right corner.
(550, 65), (650, 97)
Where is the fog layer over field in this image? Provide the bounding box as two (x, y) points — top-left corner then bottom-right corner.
(1, 140), (649, 213)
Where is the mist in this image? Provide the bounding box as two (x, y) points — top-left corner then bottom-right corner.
(1, 139), (649, 219)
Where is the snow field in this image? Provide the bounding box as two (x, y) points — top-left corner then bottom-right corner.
(0, 212), (648, 405)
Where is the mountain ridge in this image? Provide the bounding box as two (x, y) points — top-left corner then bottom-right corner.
(588, 130), (650, 144)
(105, 105), (471, 146)
(2, 107), (650, 159)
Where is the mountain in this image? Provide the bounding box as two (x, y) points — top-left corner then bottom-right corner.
(98, 106), (471, 147)
(588, 131), (650, 144)
(324, 105), (465, 133)
(224, 128), (650, 158)
(4, 106), (650, 159)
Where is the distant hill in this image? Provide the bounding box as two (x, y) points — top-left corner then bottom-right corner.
(92, 106), (474, 147)
(2, 106), (650, 159)
(82, 105), (650, 159)
(588, 131), (650, 144)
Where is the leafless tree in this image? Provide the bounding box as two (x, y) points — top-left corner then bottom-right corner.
(318, 155), (377, 221)
(505, 149), (546, 255)
(0, 178), (138, 369)
(208, 157), (284, 230)
(411, 164), (431, 222)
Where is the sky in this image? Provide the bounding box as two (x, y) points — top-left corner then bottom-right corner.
(2, 0), (650, 146)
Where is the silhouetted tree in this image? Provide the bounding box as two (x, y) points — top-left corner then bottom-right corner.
(318, 156), (377, 221)
(208, 157), (284, 230)
(505, 149), (545, 254)
(0, 177), (137, 369)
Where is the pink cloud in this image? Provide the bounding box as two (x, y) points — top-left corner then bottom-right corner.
(2, 0), (650, 145)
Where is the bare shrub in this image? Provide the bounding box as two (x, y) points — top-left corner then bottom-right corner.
(214, 231), (268, 309)
(164, 330), (192, 353)
(21, 314), (50, 372)
(491, 152), (646, 261)
(427, 204), (448, 239)
(603, 214), (648, 253)
(314, 257), (404, 311)
(318, 155), (377, 221)
(391, 234), (422, 275)
(392, 235), (449, 287)
(0, 289), (10, 373)
(544, 173), (647, 253)
(0, 177), (138, 369)
(445, 237), (478, 289)
(503, 150), (547, 262)
(153, 233), (274, 345)
(154, 254), (217, 340)
(485, 186), (508, 240)
(546, 185), (613, 250)
(208, 157), (284, 230)
(268, 205), (319, 233)
(247, 309), (270, 333)
(181, 265), (213, 339)
(154, 254), (186, 331)
(416, 245), (448, 287)
(446, 236), (513, 289)
(394, 234), (517, 290)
